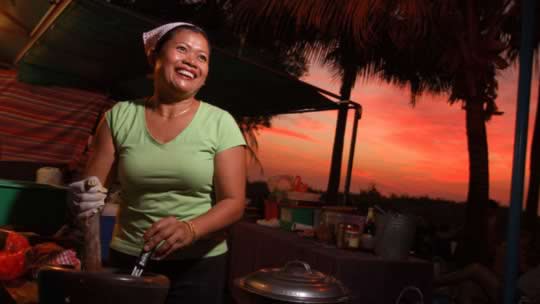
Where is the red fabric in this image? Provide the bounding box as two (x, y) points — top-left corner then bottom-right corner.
(0, 70), (114, 170)
(0, 231), (30, 281)
(48, 249), (80, 269)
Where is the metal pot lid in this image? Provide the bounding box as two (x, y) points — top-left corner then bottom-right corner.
(235, 260), (349, 303)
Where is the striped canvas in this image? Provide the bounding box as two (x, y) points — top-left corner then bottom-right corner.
(0, 69), (113, 166)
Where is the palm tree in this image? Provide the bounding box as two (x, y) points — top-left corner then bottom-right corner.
(232, 0), (511, 264)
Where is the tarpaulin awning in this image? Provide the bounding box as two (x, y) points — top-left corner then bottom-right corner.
(12, 0), (340, 116)
(0, 69), (113, 163)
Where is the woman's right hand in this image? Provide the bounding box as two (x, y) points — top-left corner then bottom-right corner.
(68, 176), (107, 219)
(143, 217), (196, 259)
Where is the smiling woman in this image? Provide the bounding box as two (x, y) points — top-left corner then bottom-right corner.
(68, 22), (247, 304)
(146, 24), (210, 109)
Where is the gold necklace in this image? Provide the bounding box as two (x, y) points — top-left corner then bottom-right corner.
(149, 99), (193, 119)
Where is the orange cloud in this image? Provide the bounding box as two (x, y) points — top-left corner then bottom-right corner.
(249, 65), (539, 207)
(259, 126), (317, 142)
(281, 115), (331, 131)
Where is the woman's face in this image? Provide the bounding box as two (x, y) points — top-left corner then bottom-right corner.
(153, 29), (210, 99)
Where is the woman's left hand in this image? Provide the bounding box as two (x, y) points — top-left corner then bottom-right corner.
(143, 216), (195, 259)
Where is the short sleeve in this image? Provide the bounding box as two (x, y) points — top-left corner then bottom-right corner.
(104, 100), (139, 148)
(105, 103), (122, 146)
(105, 107), (114, 135)
(216, 111), (246, 153)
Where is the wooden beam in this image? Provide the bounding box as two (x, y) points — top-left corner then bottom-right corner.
(14, 0), (73, 64)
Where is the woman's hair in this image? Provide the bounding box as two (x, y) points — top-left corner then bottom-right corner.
(153, 24), (210, 55)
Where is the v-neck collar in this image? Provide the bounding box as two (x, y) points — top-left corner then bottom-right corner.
(142, 100), (204, 146)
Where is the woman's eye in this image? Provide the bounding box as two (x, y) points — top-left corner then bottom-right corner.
(198, 55), (208, 62)
(177, 46), (187, 52)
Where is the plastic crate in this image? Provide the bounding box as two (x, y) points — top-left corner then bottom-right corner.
(0, 179), (68, 235)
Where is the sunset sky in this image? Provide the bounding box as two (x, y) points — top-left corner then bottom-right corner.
(247, 63), (539, 206)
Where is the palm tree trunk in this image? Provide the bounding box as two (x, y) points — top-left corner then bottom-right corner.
(326, 65), (356, 204)
(525, 78), (540, 236)
(461, 100), (490, 265)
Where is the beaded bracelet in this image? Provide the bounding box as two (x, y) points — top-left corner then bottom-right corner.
(184, 220), (198, 244)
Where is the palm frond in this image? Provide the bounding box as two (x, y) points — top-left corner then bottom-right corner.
(232, 0), (513, 110)
(235, 115), (273, 174)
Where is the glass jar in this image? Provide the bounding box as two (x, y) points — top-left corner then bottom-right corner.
(343, 224), (360, 249)
(316, 211), (343, 244)
(315, 212), (333, 244)
(335, 223), (346, 248)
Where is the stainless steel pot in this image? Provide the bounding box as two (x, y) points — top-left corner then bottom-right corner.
(38, 266), (170, 304)
(235, 261), (349, 304)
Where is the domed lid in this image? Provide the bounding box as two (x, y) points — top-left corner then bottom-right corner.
(235, 261), (349, 303)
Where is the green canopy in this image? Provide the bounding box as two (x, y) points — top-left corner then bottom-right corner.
(13, 0), (340, 116)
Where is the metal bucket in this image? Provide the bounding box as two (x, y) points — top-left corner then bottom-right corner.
(375, 213), (416, 260)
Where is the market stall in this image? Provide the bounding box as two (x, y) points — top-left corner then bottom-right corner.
(0, 1), (372, 303)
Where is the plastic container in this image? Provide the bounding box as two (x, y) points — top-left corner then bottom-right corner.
(344, 224), (360, 249)
(264, 200), (279, 220)
(100, 203), (118, 262)
(100, 215), (115, 262)
(341, 213), (365, 231)
(315, 211), (343, 244)
(316, 211), (364, 242)
(0, 178), (68, 235)
(279, 205), (315, 231)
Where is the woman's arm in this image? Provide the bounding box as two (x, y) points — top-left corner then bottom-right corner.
(193, 145), (247, 235)
(72, 116), (116, 271)
(145, 145), (246, 258)
(68, 116), (116, 218)
(83, 116), (116, 186)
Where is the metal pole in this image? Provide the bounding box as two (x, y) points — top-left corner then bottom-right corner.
(344, 105), (362, 204)
(503, 0), (537, 303)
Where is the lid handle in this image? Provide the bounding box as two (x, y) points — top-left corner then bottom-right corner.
(282, 260), (312, 274)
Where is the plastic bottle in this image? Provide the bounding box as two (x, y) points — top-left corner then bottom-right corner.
(361, 207), (376, 250)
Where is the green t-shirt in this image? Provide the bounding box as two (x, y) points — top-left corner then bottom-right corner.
(106, 99), (246, 259)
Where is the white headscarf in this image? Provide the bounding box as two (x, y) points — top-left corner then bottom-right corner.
(142, 22), (197, 56)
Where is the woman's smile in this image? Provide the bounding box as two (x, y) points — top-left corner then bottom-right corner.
(176, 68), (195, 79)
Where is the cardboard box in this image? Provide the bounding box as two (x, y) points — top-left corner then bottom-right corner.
(285, 191), (321, 202)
